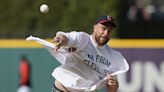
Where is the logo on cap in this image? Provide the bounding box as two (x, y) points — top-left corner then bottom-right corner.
(107, 15), (113, 21)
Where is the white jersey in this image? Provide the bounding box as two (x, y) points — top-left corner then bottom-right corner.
(26, 32), (129, 92)
(51, 31), (129, 92)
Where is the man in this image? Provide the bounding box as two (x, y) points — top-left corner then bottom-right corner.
(51, 15), (128, 92)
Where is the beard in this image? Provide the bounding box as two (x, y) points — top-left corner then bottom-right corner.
(95, 35), (109, 46)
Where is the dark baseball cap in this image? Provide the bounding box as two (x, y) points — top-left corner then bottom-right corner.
(95, 15), (116, 28)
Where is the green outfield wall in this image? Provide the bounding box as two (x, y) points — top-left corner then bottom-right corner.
(0, 48), (60, 92)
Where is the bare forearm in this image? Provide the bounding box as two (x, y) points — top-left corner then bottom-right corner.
(107, 83), (118, 92)
(106, 75), (119, 92)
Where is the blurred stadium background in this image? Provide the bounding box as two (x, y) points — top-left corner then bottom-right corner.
(0, 0), (164, 92)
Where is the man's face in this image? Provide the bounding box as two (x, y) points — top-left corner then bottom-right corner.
(93, 23), (113, 46)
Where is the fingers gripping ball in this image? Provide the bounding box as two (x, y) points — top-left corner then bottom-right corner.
(40, 4), (49, 13)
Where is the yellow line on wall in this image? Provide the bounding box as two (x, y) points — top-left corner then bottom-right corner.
(0, 39), (164, 48)
(0, 39), (52, 48)
(109, 39), (164, 48)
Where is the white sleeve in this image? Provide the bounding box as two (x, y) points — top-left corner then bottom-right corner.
(56, 31), (89, 51)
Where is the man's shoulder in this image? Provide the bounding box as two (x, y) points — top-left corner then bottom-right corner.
(67, 31), (89, 37)
(75, 31), (90, 40)
(69, 31), (88, 34)
(76, 31), (90, 36)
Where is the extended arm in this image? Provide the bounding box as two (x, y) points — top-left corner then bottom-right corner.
(52, 31), (89, 51)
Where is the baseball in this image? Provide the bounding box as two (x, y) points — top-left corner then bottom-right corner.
(40, 4), (49, 13)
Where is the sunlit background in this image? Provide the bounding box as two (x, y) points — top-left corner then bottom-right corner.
(0, 0), (164, 92)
